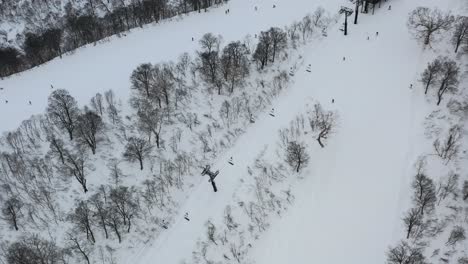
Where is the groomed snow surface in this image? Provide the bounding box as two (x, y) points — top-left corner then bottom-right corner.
(1, 0), (465, 263)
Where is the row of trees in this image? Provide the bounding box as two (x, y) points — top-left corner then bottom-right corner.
(0, 0), (228, 77)
(408, 7), (468, 53)
(420, 56), (460, 105)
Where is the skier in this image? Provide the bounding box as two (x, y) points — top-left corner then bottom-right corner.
(5, 100), (8, 104)
(332, 99), (335, 103)
(388, 5), (391, 10)
(367, 36), (370, 40)
(409, 84), (413, 89)
(376, 31), (379, 36)
(28, 101), (32, 105)
(228, 157), (234, 165)
(343, 56), (346, 61)
(269, 108), (275, 117)
(254, 6), (258, 11)
(51, 84), (54, 89)
(273, 4), (276, 8)
(306, 64), (311, 72)
(184, 213), (190, 221)
(161, 220), (168, 229)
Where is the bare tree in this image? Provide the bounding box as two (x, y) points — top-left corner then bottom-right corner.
(76, 109), (104, 154)
(411, 172), (437, 216)
(269, 27), (287, 63)
(221, 41), (250, 93)
(433, 125), (462, 162)
(136, 102), (164, 148)
(1, 196), (23, 230)
(109, 186), (139, 233)
(123, 137), (153, 170)
(253, 31), (272, 70)
(420, 57), (442, 95)
(63, 149), (89, 193)
(386, 240), (426, 264)
(452, 16), (468, 53)
(47, 134), (67, 164)
(407, 7), (454, 46)
(47, 89), (80, 140)
(89, 190), (109, 239)
(90, 92), (104, 116)
(285, 141), (310, 173)
(68, 200), (96, 243)
(104, 89), (121, 124)
(436, 58), (459, 106)
(446, 226), (465, 246)
(309, 103), (337, 148)
(130, 63), (154, 99)
(6, 235), (66, 264)
(402, 208), (422, 239)
(67, 235), (91, 264)
(436, 172), (459, 204)
(198, 33), (222, 93)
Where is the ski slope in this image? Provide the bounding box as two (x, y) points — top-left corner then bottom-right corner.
(2, 0), (464, 263)
(131, 0), (444, 263)
(0, 0), (343, 134)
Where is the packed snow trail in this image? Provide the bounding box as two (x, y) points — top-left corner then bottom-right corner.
(0, 0), (342, 134)
(133, 0), (438, 263)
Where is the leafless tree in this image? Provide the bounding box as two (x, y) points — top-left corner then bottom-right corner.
(123, 137), (152, 170)
(407, 7), (454, 46)
(68, 200), (96, 243)
(130, 63), (154, 99)
(221, 41), (250, 93)
(436, 58), (459, 106)
(67, 235), (91, 264)
(90, 92), (104, 116)
(47, 89), (80, 140)
(153, 62), (175, 108)
(47, 134), (67, 164)
(386, 240), (426, 264)
(433, 125), (461, 162)
(89, 190), (109, 239)
(411, 172), (437, 216)
(109, 186), (139, 233)
(104, 89), (121, 124)
(436, 172), (459, 204)
(269, 27), (287, 63)
(420, 57), (442, 95)
(198, 33), (223, 93)
(76, 109), (104, 154)
(1, 196), (23, 230)
(402, 208), (423, 239)
(452, 16), (468, 53)
(62, 149), (89, 193)
(309, 103), (337, 148)
(285, 141), (310, 173)
(446, 226), (465, 246)
(6, 235), (66, 264)
(136, 101), (164, 148)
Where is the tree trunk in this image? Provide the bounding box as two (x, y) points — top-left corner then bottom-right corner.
(354, 0), (359, 24)
(317, 136), (325, 148)
(139, 157), (144, 170)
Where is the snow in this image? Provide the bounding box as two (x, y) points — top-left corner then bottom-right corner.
(1, 0), (466, 263)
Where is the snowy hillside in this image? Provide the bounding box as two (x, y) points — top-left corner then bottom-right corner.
(0, 0), (467, 264)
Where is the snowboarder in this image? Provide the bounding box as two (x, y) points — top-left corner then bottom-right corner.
(273, 4), (276, 8)
(5, 100), (8, 104)
(228, 157), (234, 165)
(388, 5), (391, 10)
(161, 220), (168, 229)
(289, 67), (294, 76)
(306, 64), (311, 72)
(0, 87), (3, 90)
(28, 101), (32, 105)
(332, 99), (335, 103)
(254, 6), (258, 11)
(50, 84), (54, 89)
(409, 84), (413, 89)
(249, 114), (255, 123)
(192, 37), (194, 41)
(269, 108), (275, 117)
(376, 31), (379, 36)
(367, 36), (370, 40)
(343, 56), (346, 61)
(184, 213), (190, 221)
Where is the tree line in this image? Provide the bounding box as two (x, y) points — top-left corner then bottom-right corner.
(0, 0), (228, 78)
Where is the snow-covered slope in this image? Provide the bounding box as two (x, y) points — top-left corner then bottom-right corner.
(1, 0), (466, 263)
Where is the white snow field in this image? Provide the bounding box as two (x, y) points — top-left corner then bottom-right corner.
(1, 0), (465, 263)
